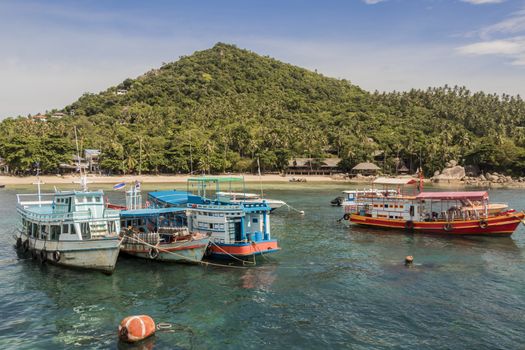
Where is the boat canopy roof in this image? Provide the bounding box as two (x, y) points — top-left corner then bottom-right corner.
(415, 191), (488, 201)
(148, 190), (189, 206)
(121, 207), (186, 218)
(217, 191), (259, 198)
(342, 189), (397, 194)
(373, 177), (417, 185)
(188, 176), (244, 183)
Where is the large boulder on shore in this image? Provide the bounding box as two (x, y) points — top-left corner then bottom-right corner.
(432, 165), (466, 182)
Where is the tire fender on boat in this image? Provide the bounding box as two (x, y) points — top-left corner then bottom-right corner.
(405, 220), (415, 231)
(118, 315), (156, 343)
(343, 213), (350, 221)
(22, 240), (30, 252)
(148, 247), (159, 259)
(40, 249), (47, 263)
(479, 219), (488, 229)
(16, 237), (22, 249)
(53, 251), (61, 262)
(443, 223), (453, 232)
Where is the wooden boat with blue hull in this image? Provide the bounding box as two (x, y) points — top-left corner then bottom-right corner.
(119, 207), (210, 263)
(15, 190), (121, 273)
(187, 177), (279, 259)
(148, 177), (280, 259)
(188, 200), (279, 259)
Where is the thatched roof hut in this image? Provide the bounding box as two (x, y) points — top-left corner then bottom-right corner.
(352, 162), (380, 175)
(397, 164), (409, 174)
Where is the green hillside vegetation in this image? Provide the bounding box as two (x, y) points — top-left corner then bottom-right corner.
(1, 43), (525, 176)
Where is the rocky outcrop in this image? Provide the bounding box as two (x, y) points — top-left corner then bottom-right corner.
(462, 172), (525, 186)
(432, 162), (465, 183)
(432, 161), (525, 186)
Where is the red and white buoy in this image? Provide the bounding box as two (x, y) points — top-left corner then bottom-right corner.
(118, 315), (156, 343)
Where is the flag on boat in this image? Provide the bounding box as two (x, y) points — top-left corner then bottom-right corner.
(113, 182), (126, 190)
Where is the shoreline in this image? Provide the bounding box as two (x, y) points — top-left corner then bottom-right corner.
(2, 174), (525, 189)
(0, 174), (344, 186)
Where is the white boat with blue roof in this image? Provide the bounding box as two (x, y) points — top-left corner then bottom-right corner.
(148, 177), (280, 259)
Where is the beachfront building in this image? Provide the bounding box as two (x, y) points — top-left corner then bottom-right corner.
(286, 158), (341, 175)
(58, 150), (100, 174)
(85, 149), (101, 173)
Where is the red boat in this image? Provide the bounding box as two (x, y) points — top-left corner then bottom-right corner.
(347, 177), (525, 236)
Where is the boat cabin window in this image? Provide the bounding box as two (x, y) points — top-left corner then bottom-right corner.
(50, 225), (61, 240)
(252, 218), (258, 224)
(108, 221), (116, 234)
(40, 225), (47, 239)
(62, 224), (70, 234)
(80, 223), (91, 239)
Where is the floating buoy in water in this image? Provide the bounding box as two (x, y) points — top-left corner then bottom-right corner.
(118, 315), (156, 343)
(405, 256), (414, 265)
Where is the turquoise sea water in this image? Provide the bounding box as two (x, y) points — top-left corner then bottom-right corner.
(1, 183), (525, 349)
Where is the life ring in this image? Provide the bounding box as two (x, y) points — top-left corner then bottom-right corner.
(53, 251), (61, 262)
(443, 223), (453, 232)
(343, 213), (350, 220)
(405, 220), (415, 231)
(22, 240), (30, 252)
(148, 247), (159, 259)
(479, 220), (488, 229)
(40, 249), (48, 263)
(16, 237), (22, 249)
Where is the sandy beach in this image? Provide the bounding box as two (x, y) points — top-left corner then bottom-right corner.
(0, 173), (344, 186)
(2, 174), (522, 189)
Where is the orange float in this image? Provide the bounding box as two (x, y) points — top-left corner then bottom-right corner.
(118, 315), (156, 343)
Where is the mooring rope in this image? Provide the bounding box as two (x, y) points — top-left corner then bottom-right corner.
(208, 240), (256, 265)
(125, 235), (253, 269)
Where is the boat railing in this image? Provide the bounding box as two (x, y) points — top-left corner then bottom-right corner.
(242, 202), (270, 210)
(16, 193), (56, 206)
(17, 206), (120, 223)
(189, 203), (243, 211)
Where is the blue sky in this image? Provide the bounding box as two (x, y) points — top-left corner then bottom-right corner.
(1, 0), (524, 118)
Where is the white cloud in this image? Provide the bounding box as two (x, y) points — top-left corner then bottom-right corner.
(363, 0), (387, 4)
(457, 38), (525, 55)
(461, 0), (505, 4)
(479, 9), (525, 38)
(458, 6), (525, 66)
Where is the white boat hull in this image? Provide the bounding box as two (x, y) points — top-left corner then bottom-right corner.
(16, 233), (121, 274)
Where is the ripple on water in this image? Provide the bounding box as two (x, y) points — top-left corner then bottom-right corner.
(1, 186), (525, 349)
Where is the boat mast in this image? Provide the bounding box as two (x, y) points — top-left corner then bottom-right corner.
(74, 127), (88, 191)
(35, 163), (42, 207)
(257, 157), (264, 199)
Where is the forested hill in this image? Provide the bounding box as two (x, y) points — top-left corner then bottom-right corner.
(1, 42), (525, 175)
